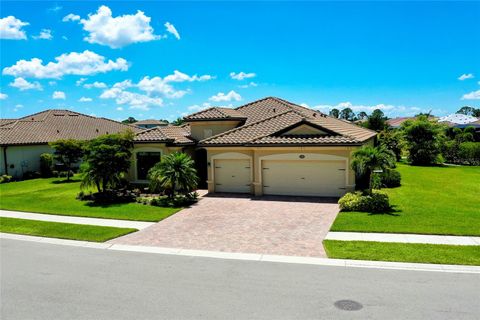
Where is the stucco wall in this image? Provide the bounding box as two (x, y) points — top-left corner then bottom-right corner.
(1, 145), (53, 178)
(128, 143), (184, 182)
(188, 121), (241, 141)
(204, 146), (364, 196)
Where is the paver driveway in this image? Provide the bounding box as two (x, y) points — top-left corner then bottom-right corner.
(110, 194), (339, 257)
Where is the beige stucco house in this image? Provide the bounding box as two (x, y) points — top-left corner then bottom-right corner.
(1, 97), (376, 197)
(128, 97), (377, 197)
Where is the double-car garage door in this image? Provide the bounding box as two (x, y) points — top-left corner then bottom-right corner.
(214, 158), (346, 197)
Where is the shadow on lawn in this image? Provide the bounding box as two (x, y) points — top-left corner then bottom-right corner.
(51, 179), (81, 184)
(368, 205), (402, 217)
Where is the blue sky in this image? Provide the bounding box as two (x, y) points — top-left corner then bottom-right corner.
(1, 1), (479, 121)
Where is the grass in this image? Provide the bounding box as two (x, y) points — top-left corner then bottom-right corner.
(0, 177), (182, 222)
(331, 163), (480, 236)
(323, 240), (480, 266)
(0, 217), (136, 242)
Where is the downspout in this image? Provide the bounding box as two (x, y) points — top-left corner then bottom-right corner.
(2, 146), (8, 175)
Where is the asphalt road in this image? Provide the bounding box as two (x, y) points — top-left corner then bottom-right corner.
(1, 239), (479, 320)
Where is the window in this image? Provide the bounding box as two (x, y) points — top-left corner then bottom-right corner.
(136, 152), (161, 180)
(204, 129), (213, 138)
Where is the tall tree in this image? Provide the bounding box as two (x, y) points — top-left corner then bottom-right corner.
(329, 108), (340, 118)
(171, 117), (185, 126)
(148, 152), (198, 198)
(81, 131), (134, 193)
(366, 109), (388, 131)
(351, 146), (396, 193)
(49, 139), (84, 181)
(402, 116), (445, 165)
(456, 106), (480, 117)
(357, 111), (368, 120)
(122, 117), (137, 124)
(340, 108), (355, 121)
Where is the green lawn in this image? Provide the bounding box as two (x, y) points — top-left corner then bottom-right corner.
(0, 217), (136, 242)
(324, 240), (480, 266)
(331, 164), (480, 236)
(0, 177), (182, 222)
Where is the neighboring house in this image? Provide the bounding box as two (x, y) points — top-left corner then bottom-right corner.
(386, 117), (415, 129)
(0, 109), (141, 178)
(134, 119), (169, 129)
(438, 114), (478, 125)
(132, 97), (377, 197)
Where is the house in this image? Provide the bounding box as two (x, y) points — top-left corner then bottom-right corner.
(0, 109), (142, 178)
(1, 97), (377, 197)
(128, 97), (377, 197)
(134, 119), (169, 129)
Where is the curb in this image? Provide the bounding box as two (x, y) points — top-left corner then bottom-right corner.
(2, 233), (479, 274)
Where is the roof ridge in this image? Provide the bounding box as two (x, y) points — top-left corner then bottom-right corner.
(200, 109), (294, 143)
(183, 106), (219, 119)
(234, 96), (276, 111)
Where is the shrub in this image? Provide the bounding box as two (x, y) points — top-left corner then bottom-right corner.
(150, 192), (199, 207)
(338, 191), (391, 213)
(402, 116), (445, 165)
(380, 169), (401, 188)
(458, 142), (480, 166)
(39, 153), (54, 177)
(0, 175), (13, 184)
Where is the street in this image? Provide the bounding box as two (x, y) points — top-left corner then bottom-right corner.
(1, 239), (479, 320)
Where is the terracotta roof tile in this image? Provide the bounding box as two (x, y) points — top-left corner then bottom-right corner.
(134, 126), (194, 145)
(184, 107), (246, 121)
(0, 109), (142, 146)
(199, 97), (376, 146)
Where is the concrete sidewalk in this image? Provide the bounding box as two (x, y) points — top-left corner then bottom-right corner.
(325, 231), (480, 246)
(0, 210), (154, 230)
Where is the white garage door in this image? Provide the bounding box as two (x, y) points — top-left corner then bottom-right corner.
(214, 159), (251, 193)
(262, 160), (346, 197)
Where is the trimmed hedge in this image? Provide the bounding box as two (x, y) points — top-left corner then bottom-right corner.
(380, 169), (401, 188)
(338, 191), (391, 213)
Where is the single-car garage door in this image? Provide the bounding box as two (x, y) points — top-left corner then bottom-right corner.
(214, 159), (251, 193)
(262, 160), (346, 197)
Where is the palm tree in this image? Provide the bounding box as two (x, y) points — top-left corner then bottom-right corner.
(351, 146), (396, 193)
(148, 152), (199, 198)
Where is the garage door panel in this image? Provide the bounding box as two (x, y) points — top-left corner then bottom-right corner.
(214, 159), (251, 193)
(262, 160), (346, 197)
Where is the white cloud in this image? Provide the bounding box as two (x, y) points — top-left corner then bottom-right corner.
(458, 73), (474, 81)
(2, 50), (128, 79)
(238, 82), (258, 88)
(461, 90), (480, 100)
(78, 97), (93, 102)
(76, 78), (87, 86)
(187, 103), (212, 112)
(48, 81), (57, 86)
(52, 91), (66, 100)
(116, 107), (124, 111)
(100, 87), (163, 110)
(230, 72), (256, 80)
(165, 22), (180, 40)
(0, 93), (8, 100)
(48, 5), (62, 12)
(137, 70), (213, 98)
(9, 77), (43, 91)
(14, 104), (23, 112)
(209, 90), (242, 102)
(62, 35), (68, 40)
(69, 5), (161, 48)
(0, 16), (29, 40)
(33, 29), (53, 40)
(62, 13), (80, 22)
(83, 81), (107, 89)
(113, 79), (134, 89)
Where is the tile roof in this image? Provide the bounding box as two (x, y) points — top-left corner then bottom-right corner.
(0, 109), (142, 146)
(134, 119), (168, 125)
(198, 97), (377, 146)
(134, 125), (194, 145)
(184, 107), (247, 121)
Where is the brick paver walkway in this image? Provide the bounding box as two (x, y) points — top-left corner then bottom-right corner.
(110, 194), (339, 257)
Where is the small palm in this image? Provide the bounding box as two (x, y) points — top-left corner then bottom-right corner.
(351, 146), (396, 192)
(148, 152), (198, 197)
